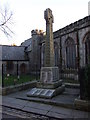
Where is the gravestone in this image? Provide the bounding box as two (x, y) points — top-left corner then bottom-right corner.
(27, 8), (65, 98)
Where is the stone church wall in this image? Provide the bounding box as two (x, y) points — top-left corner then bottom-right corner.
(53, 15), (90, 69)
(3, 16), (90, 76)
(78, 27), (90, 67)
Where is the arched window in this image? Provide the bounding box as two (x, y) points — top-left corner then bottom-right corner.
(20, 63), (26, 74)
(65, 37), (76, 68)
(7, 61), (14, 71)
(84, 32), (90, 65)
(54, 42), (59, 66)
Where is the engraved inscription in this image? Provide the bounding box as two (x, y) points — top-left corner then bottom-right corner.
(41, 71), (48, 83)
(48, 71), (53, 82)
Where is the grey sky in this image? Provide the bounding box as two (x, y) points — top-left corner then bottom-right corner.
(0, 0), (89, 45)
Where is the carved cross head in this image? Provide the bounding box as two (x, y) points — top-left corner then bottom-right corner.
(44, 8), (54, 23)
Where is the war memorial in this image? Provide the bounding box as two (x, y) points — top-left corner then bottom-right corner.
(27, 8), (65, 98)
(1, 8), (90, 119)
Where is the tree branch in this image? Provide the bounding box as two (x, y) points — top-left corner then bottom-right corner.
(0, 5), (14, 37)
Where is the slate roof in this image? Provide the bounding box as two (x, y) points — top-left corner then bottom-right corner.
(21, 38), (32, 52)
(1, 45), (28, 61)
(21, 38), (32, 46)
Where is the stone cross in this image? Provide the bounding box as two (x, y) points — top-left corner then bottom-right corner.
(44, 8), (55, 67)
(27, 9), (65, 99)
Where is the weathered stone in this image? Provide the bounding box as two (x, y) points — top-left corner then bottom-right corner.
(2, 81), (37, 95)
(27, 8), (65, 99)
(44, 8), (55, 67)
(40, 9), (60, 87)
(37, 80), (63, 89)
(27, 88), (55, 98)
(22, 106), (48, 115)
(74, 98), (90, 112)
(40, 67), (59, 83)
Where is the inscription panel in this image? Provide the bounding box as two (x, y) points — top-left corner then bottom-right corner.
(47, 71), (53, 82)
(40, 67), (59, 83)
(40, 71), (47, 83)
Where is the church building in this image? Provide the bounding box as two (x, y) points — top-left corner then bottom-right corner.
(1, 15), (90, 81)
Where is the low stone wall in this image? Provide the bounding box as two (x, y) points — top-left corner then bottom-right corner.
(2, 81), (37, 95)
(74, 97), (90, 112)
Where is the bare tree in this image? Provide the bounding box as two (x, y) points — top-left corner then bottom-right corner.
(0, 5), (14, 37)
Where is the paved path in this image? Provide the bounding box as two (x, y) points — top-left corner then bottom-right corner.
(1, 88), (90, 119)
(2, 113), (18, 119)
(2, 106), (56, 120)
(5, 88), (80, 107)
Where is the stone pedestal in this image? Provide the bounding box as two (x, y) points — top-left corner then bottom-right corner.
(27, 67), (65, 98)
(40, 67), (59, 83)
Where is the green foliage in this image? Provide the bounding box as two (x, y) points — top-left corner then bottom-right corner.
(3, 75), (36, 87)
(84, 64), (90, 100)
(85, 64), (90, 81)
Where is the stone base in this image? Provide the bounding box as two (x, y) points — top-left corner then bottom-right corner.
(27, 66), (65, 98)
(37, 80), (63, 89)
(27, 85), (65, 99)
(40, 67), (59, 83)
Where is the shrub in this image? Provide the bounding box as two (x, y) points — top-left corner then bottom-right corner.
(79, 65), (90, 100)
(84, 64), (90, 100)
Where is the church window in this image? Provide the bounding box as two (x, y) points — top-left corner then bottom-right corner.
(85, 33), (90, 65)
(20, 63), (26, 74)
(42, 44), (45, 67)
(7, 61), (14, 71)
(54, 43), (59, 66)
(65, 38), (76, 68)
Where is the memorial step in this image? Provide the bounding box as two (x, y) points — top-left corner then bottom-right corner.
(27, 85), (65, 99)
(27, 88), (55, 98)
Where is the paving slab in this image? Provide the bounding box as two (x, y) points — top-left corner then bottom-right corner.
(50, 106), (73, 116)
(72, 109), (90, 118)
(25, 102), (53, 111)
(49, 106), (89, 118)
(2, 87), (90, 119)
(2, 102), (24, 110)
(47, 111), (70, 119)
(6, 88), (79, 108)
(22, 106), (48, 115)
(2, 96), (28, 106)
(2, 96), (16, 103)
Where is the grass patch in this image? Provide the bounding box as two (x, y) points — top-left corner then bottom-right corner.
(3, 75), (38, 87)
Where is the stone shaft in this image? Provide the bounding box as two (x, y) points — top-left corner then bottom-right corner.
(44, 8), (55, 67)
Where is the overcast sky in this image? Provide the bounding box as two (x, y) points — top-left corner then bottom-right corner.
(0, 0), (89, 45)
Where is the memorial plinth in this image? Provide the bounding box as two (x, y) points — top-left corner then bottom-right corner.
(40, 67), (59, 83)
(27, 8), (65, 99)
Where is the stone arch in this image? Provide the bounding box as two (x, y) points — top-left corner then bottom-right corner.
(20, 63), (27, 74)
(54, 42), (59, 66)
(83, 32), (90, 65)
(82, 31), (90, 43)
(6, 61), (14, 71)
(65, 37), (76, 68)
